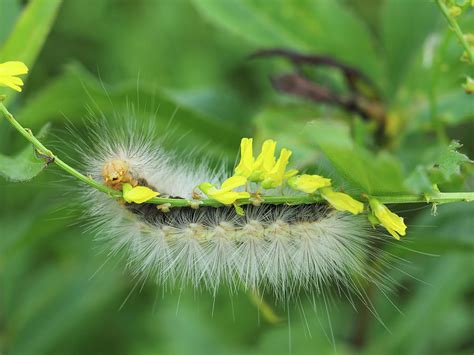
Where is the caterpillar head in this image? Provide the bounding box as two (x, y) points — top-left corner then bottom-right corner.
(102, 159), (137, 190)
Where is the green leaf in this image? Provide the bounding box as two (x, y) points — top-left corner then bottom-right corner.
(192, 0), (381, 82)
(0, 124), (49, 181)
(381, 0), (440, 98)
(433, 141), (471, 181)
(0, 0), (63, 102)
(0, 0), (21, 44)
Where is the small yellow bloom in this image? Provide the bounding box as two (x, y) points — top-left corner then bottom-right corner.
(0, 61), (28, 92)
(122, 183), (159, 204)
(199, 175), (250, 205)
(261, 148), (293, 189)
(320, 187), (364, 215)
(369, 198), (406, 240)
(288, 174), (332, 194)
(249, 139), (276, 182)
(234, 138), (254, 177)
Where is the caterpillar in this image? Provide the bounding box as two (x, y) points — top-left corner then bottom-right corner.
(76, 118), (394, 300)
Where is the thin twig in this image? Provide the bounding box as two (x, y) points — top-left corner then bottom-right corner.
(436, 0), (474, 63)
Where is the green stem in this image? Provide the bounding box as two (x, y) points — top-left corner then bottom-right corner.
(371, 193), (474, 204)
(1, 102), (473, 209)
(435, 0), (474, 64)
(0, 103), (121, 199)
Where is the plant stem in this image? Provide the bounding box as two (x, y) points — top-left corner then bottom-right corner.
(371, 193), (474, 204)
(1, 102), (473, 208)
(0, 102), (121, 198)
(436, 0), (474, 64)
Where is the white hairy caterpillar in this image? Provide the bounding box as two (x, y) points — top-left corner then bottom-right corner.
(76, 117), (393, 300)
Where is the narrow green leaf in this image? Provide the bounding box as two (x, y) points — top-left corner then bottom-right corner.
(0, 0), (21, 44)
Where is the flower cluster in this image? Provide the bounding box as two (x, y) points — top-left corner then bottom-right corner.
(198, 138), (407, 240)
(199, 138), (363, 213)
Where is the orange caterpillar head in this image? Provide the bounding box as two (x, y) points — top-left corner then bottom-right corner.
(102, 159), (137, 190)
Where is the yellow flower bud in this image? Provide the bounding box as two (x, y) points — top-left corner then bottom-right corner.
(369, 198), (407, 240)
(199, 175), (250, 205)
(0, 61), (28, 92)
(288, 174), (331, 194)
(122, 183), (159, 204)
(261, 148), (293, 189)
(234, 138), (254, 177)
(249, 139), (276, 182)
(320, 187), (364, 215)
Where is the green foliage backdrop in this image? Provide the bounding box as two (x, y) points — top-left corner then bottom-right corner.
(0, 0), (472, 354)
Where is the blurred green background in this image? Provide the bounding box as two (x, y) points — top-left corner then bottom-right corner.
(0, 0), (473, 354)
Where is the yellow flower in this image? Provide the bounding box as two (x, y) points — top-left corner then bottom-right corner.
(249, 139), (276, 182)
(320, 187), (364, 215)
(234, 138), (254, 177)
(234, 138), (297, 188)
(369, 198), (406, 240)
(287, 174), (331, 194)
(0, 61), (28, 92)
(261, 148), (295, 189)
(122, 183), (159, 204)
(199, 175), (250, 205)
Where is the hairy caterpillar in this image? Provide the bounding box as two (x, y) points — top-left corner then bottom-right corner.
(76, 118), (393, 300)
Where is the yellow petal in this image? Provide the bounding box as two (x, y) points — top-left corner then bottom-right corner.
(0, 76), (23, 92)
(122, 183), (159, 204)
(220, 175), (247, 191)
(369, 198), (406, 239)
(261, 148), (292, 189)
(321, 187), (364, 215)
(0, 61), (28, 76)
(284, 169), (299, 179)
(385, 226), (401, 240)
(210, 190), (250, 205)
(0, 61), (28, 92)
(250, 139), (276, 182)
(288, 174), (331, 194)
(235, 191), (250, 199)
(234, 138), (254, 177)
(198, 182), (215, 195)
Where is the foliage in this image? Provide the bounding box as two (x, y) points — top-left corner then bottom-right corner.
(0, 0), (472, 354)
